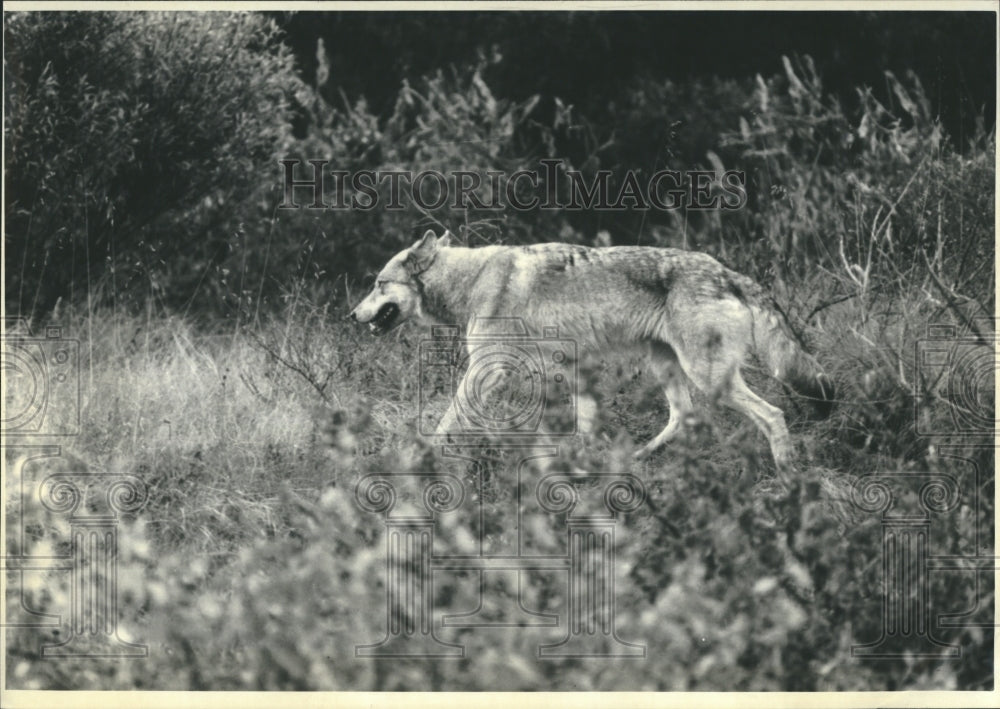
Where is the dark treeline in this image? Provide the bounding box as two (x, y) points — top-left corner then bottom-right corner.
(273, 11), (995, 147)
(4, 11), (995, 320)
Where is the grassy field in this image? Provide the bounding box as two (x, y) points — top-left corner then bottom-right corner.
(4, 268), (994, 690)
(3, 22), (995, 690)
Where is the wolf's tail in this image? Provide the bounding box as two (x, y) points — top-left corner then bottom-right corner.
(749, 299), (835, 419)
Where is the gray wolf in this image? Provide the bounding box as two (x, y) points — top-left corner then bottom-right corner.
(348, 230), (834, 468)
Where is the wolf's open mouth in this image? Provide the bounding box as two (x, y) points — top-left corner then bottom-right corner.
(369, 302), (400, 335)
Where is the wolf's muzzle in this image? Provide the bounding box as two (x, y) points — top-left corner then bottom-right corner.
(367, 303), (400, 335)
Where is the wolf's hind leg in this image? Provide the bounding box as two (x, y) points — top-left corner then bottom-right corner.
(721, 372), (793, 470)
(666, 306), (794, 470)
(679, 351), (793, 469)
(634, 343), (694, 460)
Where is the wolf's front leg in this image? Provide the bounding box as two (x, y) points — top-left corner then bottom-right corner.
(433, 398), (463, 441)
(432, 366), (479, 442)
(432, 362), (514, 441)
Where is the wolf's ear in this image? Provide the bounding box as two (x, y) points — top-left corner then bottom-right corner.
(416, 229), (437, 250)
(407, 229), (438, 272)
(436, 230), (454, 248)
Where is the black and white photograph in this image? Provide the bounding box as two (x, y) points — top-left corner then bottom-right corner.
(2, 2), (997, 703)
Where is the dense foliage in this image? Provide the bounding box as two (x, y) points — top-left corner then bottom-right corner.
(3, 9), (995, 693)
(5, 12), (305, 318)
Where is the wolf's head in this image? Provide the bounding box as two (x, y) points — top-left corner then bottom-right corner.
(347, 229), (453, 335)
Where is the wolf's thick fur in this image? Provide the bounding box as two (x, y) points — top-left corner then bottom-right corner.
(349, 231), (834, 467)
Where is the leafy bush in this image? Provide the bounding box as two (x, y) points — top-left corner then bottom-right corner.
(4, 305), (992, 690)
(5, 11), (306, 319)
(720, 54), (994, 304)
(223, 56), (572, 316)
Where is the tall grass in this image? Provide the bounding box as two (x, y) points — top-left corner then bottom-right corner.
(5, 280), (993, 690)
(4, 55), (994, 690)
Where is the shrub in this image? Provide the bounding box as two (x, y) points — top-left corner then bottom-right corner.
(4, 11), (306, 319)
(204, 56), (580, 321)
(4, 303), (992, 690)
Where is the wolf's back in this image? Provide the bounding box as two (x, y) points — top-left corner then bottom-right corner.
(747, 295), (835, 419)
